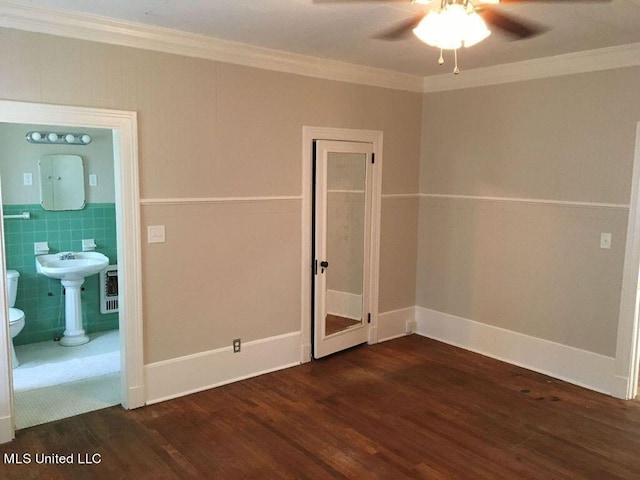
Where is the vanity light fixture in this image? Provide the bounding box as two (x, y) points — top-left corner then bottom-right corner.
(26, 131), (92, 145)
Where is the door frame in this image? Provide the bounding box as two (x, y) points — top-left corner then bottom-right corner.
(0, 100), (145, 443)
(613, 121), (640, 399)
(301, 126), (383, 363)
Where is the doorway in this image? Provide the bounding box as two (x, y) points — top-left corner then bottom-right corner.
(0, 101), (144, 443)
(301, 127), (383, 362)
(1, 122), (121, 428)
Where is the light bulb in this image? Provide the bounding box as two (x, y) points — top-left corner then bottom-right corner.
(463, 12), (491, 48)
(47, 133), (58, 142)
(81, 134), (91, 144)
(31, 132), (42, 141)
(65, 134), (75, 143)
(413, 4), (490, 51)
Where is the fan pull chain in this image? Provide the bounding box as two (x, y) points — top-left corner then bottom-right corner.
(435, 49), (461, 75)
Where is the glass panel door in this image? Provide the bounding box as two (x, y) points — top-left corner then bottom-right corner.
(313, 140), (373, 359)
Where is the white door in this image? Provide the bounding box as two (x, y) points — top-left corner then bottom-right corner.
(313, 140), (373, 358)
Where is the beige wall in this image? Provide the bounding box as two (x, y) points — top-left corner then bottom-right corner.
(0, 28), (422, 363)
(0, 123), (115, 205)
(380, 196), (419, 313)
(420, 69), (640, 204)
(141, 201), (301, 361)
(417, 67), (640, 356)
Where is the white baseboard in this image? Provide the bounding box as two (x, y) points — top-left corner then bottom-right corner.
(377, 307), (416, 343)
(144, 331), (301, 404)
(327, 290), (362, 320)
(0, 415), (13, 444)
(610, 374), (633, 400)
(122, 385), (146, 410)
(301, 343), (311, 364)
(415, 307), (615, 395)
(142, 307), (619, 406)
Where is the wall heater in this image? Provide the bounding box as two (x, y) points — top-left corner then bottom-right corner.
(100, 265), (119, 314)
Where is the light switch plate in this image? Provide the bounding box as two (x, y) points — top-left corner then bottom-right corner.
(89, 174), (97, 186)
(147, 225), (166, 244)
(600, 232), (612, 249)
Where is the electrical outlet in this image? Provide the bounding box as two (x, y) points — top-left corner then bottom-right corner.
(405, 320), (417, 334)
(600, 232), (612, 249)
(233, 338), (241, 353)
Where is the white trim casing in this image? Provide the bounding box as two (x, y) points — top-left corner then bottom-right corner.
(0, 1), (423, 93)
(301, 127), (383, 363)
(613, 121), (640, 400)
(421, 193), (629, 210)
(415, 307), (616, 395)
(0, 100), (144, 443)
(0, 179), (13, 444)
(112, 123), (145, 410)
(140, 196), (301, 205)
(423, 42), (640, 93)
(144, 332), (301, 404)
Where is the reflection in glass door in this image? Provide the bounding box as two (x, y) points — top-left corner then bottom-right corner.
(313, 140), (373, 359)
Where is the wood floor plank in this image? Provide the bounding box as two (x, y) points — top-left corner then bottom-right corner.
(2, 335), (640, 479)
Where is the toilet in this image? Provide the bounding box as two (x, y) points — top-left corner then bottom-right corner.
(6, 270), (25, 368)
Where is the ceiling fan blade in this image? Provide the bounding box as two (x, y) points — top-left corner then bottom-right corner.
(497, 0), (610, 3)
(374, 13), (427, 40)
(312, 0), (409, 3)
(478, 8), (547, 39)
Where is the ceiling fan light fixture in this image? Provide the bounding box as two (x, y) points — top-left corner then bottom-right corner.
(412, 4), (491, 50)
(463, 10), (492, 47)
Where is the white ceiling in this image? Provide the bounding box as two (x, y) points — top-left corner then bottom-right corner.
(19, 0), (640, 76)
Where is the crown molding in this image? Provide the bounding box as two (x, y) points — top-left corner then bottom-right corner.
(424, 42), (640, 92)
(1, 1), (638, 95)
(0, 1), (424, 93)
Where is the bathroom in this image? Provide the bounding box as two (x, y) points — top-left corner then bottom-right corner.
(0, 122), (121, 429)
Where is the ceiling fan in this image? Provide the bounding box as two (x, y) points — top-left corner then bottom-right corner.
(312, 0), (611, 74)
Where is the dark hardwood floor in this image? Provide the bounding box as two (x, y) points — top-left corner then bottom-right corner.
(2, 335), (640, 479)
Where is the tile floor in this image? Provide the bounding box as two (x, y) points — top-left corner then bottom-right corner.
(12, 330), (121, 429)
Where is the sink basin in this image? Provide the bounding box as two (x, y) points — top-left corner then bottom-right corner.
(35, 251), (109, 346)
(36, 252), (109, 281)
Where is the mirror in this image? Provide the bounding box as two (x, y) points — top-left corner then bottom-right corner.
(325, 151), (367, 335)
(38, 154), (85, 211)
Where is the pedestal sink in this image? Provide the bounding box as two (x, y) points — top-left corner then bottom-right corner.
(36, 252), (109, 346)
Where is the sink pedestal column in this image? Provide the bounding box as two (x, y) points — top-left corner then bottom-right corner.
(60, 278), (90, 346)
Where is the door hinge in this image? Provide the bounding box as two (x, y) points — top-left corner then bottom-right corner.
(371, 153), (375, 165)
(367, 313), (371, 324)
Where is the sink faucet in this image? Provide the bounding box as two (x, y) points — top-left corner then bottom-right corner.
(59, 252), (76, 260)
